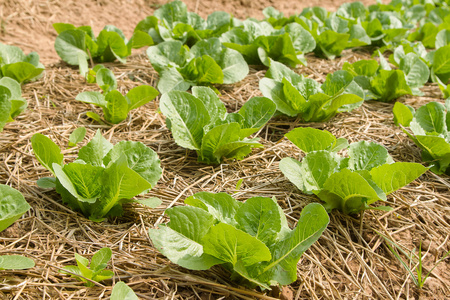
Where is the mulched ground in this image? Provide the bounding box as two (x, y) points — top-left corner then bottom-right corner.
(1, 0), (449, 299)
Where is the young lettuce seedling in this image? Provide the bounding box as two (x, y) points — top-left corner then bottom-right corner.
(160, 86), (276, 164)
(342, 50), (429, 102)
(393, 100), (450, 175)
(149, 192), (329, 289)
(53, 23), (153, 66)
(279, 127), (428, 214)
(147, 38), (249, 93)
(61, 247), (114, 287)
(260, 60), (364, 121)
(31, 129), (162, 221)
(75, 67), (159, 124)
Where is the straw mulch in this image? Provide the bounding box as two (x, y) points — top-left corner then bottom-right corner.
(1, 0), (449, 299)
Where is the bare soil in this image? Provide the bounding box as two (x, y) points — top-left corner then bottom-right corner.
(1, 0), (449, 299)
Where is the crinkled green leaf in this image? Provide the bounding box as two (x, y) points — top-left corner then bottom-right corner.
(104, 90), (129, 124)
(348, 141), (392, 171)
(160, 91), (210, 150)
(317, 168), (382, 214)
(370, 70), (412, 102)
(54, 30), (89, 65)
(280, 151), (341, 193)
(255, 203), (329, 285)
(78, 130), (113, 166)
(370, 162), (427, 195)
(103, 141), (162, 188)
(146, 41), (190, 72)
(185, 192), (242, 225)
(179, 55), (224, 84)
(149, 206), (223, 270)
(238, 96), (276, 131)
(202, 223), (271, 266)
(0, 184), (30, 232)
(235, 197), (281, 245)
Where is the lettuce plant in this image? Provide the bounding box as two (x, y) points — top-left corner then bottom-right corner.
(0, 43), (44, 83)
(259, 60), (364, 121)
(343, 51), (428, 101)
(160, 86), (276, 164)
(149, 192), (329, 289)
(31, 130), (162, 221)
(53, 23), (152, 66)
(147, 38), (248, 93)
(135, 0), (233, 47)
(280, 127), (427, 214)
(61, 247), (113, 287)
(393, 100), (450, 175)
(220, 20), (315, 67)
(0, 77), (27, 131)
(0, 184), (34, 271)
(75, 67), (159, 124)
(430, 44), (450, 97)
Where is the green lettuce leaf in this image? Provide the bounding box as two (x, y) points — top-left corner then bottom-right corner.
(0, 184), (31, 232)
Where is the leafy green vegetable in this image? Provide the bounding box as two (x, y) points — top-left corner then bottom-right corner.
(32, 130), (162, 221)
(149, 192), (329, 289)
(0, 43), (45, 83)
(220, 20), (315, 67)
(0, 255), (35, 270)
(54, 23), (152, 66)
(259, 60), (363, 121)
(160, 86), (275, 164)
(280, 127), (427, 214)
(342, 52), (425, 102)
(0, 184), (31, 232)
(431, 45), (450, 90)
(61, 247), (114, 287)
(147, 38), (248, 93)
(76, 68), (159, 124)
(0, 77), (27, 131)
(393, 100), (450, 175)
(135, 0), (233, 47)
(111, 282), (138, 300)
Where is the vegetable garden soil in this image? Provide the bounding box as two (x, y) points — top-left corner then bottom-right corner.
(1, 0), (449, 299)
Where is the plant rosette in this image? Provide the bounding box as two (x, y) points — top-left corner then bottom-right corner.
(75, 65), (159, 124)
(31, 130), (162, 221)
(259, 59), (364, 121)
(393, 100), (450, 175)
(279, 127), (428, 214)
(160, 86), (276, 164)
(149, 192), (329, 289)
